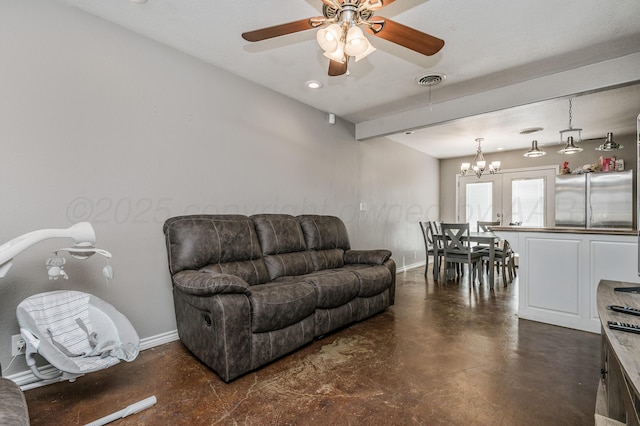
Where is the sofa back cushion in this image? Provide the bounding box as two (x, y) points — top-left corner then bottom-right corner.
(297, 215), (351, 270)
(163, 215), (270, 285)
(251, 214), (314, 280)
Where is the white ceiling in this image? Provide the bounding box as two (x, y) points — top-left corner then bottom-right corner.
(53, 0), (640, 158)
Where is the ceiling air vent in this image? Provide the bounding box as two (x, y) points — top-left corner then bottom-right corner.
(417, 74), (445, 87)
(519, 127), (544, 135)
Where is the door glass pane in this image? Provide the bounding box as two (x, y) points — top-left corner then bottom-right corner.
(512, 178), (545, 226)
(465, 182), (492, 231)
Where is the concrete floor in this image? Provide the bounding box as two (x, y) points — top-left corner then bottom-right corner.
(24, 266), (600, 425)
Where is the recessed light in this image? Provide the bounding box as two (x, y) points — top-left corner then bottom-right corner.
(497, 147), (504, 151)
(305, 80), (323, 89)
(404, 130), (415, 135)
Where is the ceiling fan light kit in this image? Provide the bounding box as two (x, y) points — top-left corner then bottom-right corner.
(242, 0), (444, 76)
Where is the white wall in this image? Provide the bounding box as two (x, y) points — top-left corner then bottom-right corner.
(0, 1), (439, 373)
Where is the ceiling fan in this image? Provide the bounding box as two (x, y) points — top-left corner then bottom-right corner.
(241, 0), (445, 76)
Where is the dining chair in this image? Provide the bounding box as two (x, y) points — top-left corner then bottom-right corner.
(482, 239), (516, 286)
(474, 220), (501, 251)
(419, 221), (442, 278)
(440, 222), (484, 284)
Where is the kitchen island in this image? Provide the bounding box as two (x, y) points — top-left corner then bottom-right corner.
(492, 226), (639, 333)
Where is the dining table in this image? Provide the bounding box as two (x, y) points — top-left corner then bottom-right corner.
(433, 231), (501, 289)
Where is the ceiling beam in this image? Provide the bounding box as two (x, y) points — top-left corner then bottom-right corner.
(355, 52), (640, 140)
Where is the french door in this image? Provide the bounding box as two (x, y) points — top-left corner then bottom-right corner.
(457, 166), (557, 228)
(457, 173), (503, 231)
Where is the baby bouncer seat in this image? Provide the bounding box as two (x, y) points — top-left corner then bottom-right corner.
(17, 290), (139, 382)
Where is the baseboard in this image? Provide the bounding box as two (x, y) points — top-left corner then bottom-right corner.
(10, 329), (180, 391)
(397, 260), (427, 273)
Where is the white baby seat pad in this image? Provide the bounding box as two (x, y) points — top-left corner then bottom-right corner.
(17, 290), (139, 377)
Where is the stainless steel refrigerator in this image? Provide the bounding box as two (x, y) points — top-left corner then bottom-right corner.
(555, 170), (633, 229)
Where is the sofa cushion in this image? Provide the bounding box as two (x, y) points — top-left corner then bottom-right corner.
(248, 282), (316, 333)
(344, 265), (392, 298)
(297, 215), (351, 251)
(252, 214), (314, 280)
(164, 215), (269, 284)
(301, 269), (360, 309)
(307, 248), (345, 270)
(315, 300), (359, 336)
(199, 260), (270, 287)
(297, 215), (351, 270)
(251, 314), (315, 369)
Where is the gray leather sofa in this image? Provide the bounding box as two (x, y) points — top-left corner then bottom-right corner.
(0, 376), (29, 425)
(163, 214), (395, 382)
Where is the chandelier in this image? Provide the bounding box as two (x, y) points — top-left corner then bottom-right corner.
(461, 138), (501, 178)
(558, 98), (584, 154)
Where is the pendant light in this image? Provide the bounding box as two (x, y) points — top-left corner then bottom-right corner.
(523, 140), (546, 157)
(558, 98), (584, 154)
(558, 136), (583, 154)
(596, 132), (623, 151)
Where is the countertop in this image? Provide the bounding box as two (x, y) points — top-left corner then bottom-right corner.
(490, 226), (637, 236)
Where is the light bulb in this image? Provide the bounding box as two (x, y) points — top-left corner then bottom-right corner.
(345, 26), (368, 57)
(317, 24), (342, 53)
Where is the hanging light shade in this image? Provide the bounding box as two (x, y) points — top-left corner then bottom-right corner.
(558, 136), (583, 154)
(524, 140), (546, 157)
(316, 24), (342, 53)
(344, 26), (369, 57)
(596, 132), (623, 151)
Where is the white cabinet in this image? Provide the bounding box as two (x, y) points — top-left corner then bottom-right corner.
(494, 229), (639, 333)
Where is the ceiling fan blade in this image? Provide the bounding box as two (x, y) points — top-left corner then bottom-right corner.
(242, 17), (324, 42)
(365, 17), (444, 56)
(362, 0), (397, 10)
(328, 57), (348, 76)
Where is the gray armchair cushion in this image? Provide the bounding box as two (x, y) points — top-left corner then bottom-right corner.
(344, 249), (392, 265)
(248, 282), (316, 333)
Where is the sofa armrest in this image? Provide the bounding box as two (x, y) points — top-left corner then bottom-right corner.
(172, 270), (250, 296)
(344, 249), (392, 265)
